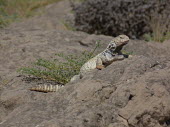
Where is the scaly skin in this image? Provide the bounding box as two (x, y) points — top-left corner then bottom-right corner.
(30, 35), (130, 92)
(30, 84), (64, 92)
(71, 35), (130, 82)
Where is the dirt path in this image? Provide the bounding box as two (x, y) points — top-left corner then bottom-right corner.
(8, 0), (72, 31)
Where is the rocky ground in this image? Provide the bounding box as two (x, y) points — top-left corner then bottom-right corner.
(0, 0), (170, 127)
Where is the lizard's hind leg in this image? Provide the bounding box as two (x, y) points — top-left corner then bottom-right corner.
(70, 74), (80, 82)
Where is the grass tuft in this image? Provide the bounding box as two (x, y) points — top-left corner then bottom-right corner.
(143, 16), (170, 43)
(143, 1), (170, 43)
(18, 43), (100, 84)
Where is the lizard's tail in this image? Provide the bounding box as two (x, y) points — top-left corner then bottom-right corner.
(30, 84), (64, 92)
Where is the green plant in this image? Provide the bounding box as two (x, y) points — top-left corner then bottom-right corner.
(143, 4), (170, 43)
(18, 43), (100, 84)
(143, 32), (170, 43)
(149, 17), (170, 42)
(72, 0), (170, 39)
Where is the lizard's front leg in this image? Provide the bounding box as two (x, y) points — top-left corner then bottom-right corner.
(106, 54), (125, 64)
(96, 58), (105, 70)
(118, 51), (132, 58)
(114, 54), (125, 60)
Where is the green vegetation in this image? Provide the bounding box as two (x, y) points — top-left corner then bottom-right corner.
(18, 43), (100, 84)
(0, 0), (61, 28)
(143, 32), (170, 43)
(72, 0), (170, 42)
(143, 16), (170, 43)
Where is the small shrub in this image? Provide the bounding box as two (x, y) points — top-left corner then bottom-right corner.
(148, 12), (170, 42)
(18, 43), (100, 84)
(72, 0), (170, 40)
(143, 13), (170, 43)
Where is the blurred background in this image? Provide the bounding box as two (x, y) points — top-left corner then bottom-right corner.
(0, 0), (170, 42)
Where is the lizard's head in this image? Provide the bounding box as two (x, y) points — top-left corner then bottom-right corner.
(107, 35), (130, 52)
(113, 35), (130, 46)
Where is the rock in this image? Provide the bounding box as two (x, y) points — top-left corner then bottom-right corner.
(0, 0), (170, 127)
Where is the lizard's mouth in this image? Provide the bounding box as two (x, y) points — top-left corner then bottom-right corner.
(115, 40), (129, 52)
(120, 40), (129, 46)
(124, 40), (129, 44)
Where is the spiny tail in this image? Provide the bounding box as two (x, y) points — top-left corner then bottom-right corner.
(30, 84), (64, 92)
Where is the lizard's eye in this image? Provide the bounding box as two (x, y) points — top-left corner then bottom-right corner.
(109, 44), (115, 49)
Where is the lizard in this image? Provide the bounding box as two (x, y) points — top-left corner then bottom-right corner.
(30, 84), (64, 93)
(30, 35), (130, 92)
(70, 34), (130, 82)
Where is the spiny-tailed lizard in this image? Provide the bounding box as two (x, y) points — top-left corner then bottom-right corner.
(30, 35), (130, 92)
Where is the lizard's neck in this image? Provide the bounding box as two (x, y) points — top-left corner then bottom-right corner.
(104, 44), (123, 54)
(102, 48), (116, 56)
(114, 46), (123, 53)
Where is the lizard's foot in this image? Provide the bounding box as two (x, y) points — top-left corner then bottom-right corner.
(123, 54), (133, 58)
(128, 55), (134, 58)
(96, 65), (105, 70)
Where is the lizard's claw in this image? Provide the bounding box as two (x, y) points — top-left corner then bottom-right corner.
(128, 55), (133, 58)
(96, 65), (105, 70)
